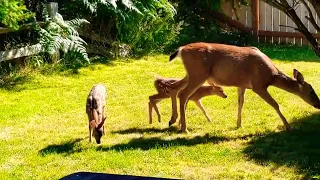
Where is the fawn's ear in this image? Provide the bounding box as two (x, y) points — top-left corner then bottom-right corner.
(97, 117), (106, 130)
(293, 69), (305, 85)
(90, 120), (97, 128)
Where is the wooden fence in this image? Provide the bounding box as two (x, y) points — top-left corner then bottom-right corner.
(221, 0), (320, 45)
(0, 3), (57, 63)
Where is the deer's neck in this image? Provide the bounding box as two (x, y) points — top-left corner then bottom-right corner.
(272, 71), (300, 95)
(197, 86), (214, 98)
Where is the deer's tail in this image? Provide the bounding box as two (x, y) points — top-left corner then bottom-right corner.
(169, 47), (183, 62)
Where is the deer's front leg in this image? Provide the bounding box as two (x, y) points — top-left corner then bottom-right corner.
(253, 88), (291, 131)
(87, 113), (93, 142)
(237, 87), (246, 129)
(102, 107), (106, 135)
(194, 100), (212, 122)
(89, 125), (93, 142)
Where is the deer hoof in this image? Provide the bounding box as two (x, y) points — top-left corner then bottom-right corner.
(285, 125), (292, 131)
(179, 128), (189, 134)
(236, 125), (243, 129)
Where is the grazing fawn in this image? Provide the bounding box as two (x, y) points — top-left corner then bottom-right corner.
(86, 84), (107, 144)
(167, 42), (320, 133)
(149, 76), (227, 124)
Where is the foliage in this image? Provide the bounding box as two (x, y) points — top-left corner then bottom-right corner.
(79, 0), (142, 14)
(38, 13), (90, 65)
(57, 0), (181, 57)
(0, 0), (35, 30)
(164, 0), (255, 52)
(116, 0), (181, 56)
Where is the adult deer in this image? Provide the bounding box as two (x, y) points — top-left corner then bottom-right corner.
(148, 76), (227, 124)
(168, 42), (320, 133)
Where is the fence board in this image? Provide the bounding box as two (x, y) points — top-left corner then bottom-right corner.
(308, 1), (318, 33)
(239, 5), (247, 26)
(295, 2), (302, 45)
(247, 3), (252, 27)
(273, 7), (280, 44)
(0, 44), (42, 62)
(259, 1), (266, 43)
(279, 10), (287, 44)
(265, 4), (273, 43)
(287, 13), (296, 44)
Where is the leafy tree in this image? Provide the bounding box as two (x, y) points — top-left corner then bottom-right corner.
(0, 0), (35, 30)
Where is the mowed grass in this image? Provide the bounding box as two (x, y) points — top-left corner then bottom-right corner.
(1, 48), (320, 179)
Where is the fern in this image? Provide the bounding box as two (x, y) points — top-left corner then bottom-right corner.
(39, 13), (90, 63)
(79, 0), (142, 14)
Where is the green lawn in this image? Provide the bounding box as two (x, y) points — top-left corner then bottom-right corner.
(1, 48), (320, 179)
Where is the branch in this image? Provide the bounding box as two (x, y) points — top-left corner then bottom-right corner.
(300, 0), (320, 32)
(279, 24), (299, 31)
(261, 0), (288, 13)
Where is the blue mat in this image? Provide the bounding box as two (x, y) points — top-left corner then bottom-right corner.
(60, 172), (181, 180)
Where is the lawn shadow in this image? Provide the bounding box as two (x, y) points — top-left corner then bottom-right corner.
(243, 113), (320, 179)
(0, 74), (32, 91)
(97, 133), (230, 151)
(111, 126), (180, 134)
(39, 138), (85, 156)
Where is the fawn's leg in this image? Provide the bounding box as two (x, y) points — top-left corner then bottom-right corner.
(169, 77), (188, 126)
(102, 107), (106, 135)
(87, 113), (93, 142)
(253, 88), (291, 131)
(178, 76), (207, 133)
(149, 94), (167, 123)
(237, 87), (246, 129)
(194, 100), (212, 122)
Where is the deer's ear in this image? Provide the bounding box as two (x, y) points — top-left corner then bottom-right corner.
(90, 120), (97, 128)
(293, 69), (304, 84)
(97, 117), (106, 130)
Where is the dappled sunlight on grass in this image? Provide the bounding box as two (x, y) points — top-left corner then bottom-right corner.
(1, 51), (320, 179)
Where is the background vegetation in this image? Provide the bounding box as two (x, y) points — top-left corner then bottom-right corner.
(1, 1), (320, 179)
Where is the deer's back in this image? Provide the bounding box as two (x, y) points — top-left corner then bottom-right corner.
(86, 84), (107, 113)
(181, 43), (278, 88)
(154, 77), (180, 96)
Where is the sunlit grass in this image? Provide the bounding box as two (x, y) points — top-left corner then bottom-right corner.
(1, 49), (320, 179)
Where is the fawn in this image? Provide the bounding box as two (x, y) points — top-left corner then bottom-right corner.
(167, 42), (320, 133)
(148, 76), (227, 124)
(86, 84), (107, 144)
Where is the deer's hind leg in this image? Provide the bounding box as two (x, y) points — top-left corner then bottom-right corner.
(177, 74), (207, 133)
(168, 77), (188, 127)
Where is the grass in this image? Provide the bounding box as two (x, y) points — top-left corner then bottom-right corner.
(1, 46), (320, 179)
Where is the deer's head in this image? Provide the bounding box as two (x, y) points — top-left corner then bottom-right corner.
(294, 69), (320, 109)
(211, 85), (227, 98)
(90, 117), (106, 144)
